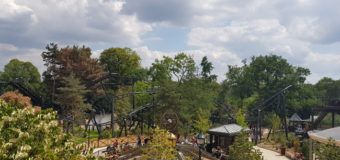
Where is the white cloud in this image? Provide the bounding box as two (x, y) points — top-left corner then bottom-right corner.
(0, 43), (44, 74)
(1, 0), (340, 84)
(188, 19), (310, 62)
(0, 0), (151, 48)
(0, 43), (19, 52)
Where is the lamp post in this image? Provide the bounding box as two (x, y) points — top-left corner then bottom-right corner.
(197, 130), (205, 160)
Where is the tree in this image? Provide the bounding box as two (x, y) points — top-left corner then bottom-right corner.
(315, 138), (340, 160)
(229, 131), (262, 160)
(41, 43), (104, 104)
(150, 53), (219, 135)
(149, 56), (174, 82)
(0, 59), (41, 93)
(0, 99), (96, 159)
(171, 53), (196, 84)
(192, 109), (212, 133)
(0, 91), (41, 113)
(315, 77), (340, 101)
(224, 54), (311, 113)
(200, 56), (217, 82)
(134, 81), (153, 108)
(142, 127), (177, 160)
(55, 74), (91, 121)
(235, 110), (248, 128)
(99, 47), (141, 76)
(264, 113), (282, 135)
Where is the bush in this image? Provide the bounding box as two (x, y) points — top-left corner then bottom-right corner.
(229, 130), (262, 160)
(142, 127), (177, 160)
(315, 138), (340, 160)
(287, 133), (299, 148)
(301, 141), (309, 159)
(102, 129), (111, 139)
(0, 100), (97, 160)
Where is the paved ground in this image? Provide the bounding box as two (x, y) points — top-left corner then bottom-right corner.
(93, 147), (106, 157)
(254, 146), (289, 160)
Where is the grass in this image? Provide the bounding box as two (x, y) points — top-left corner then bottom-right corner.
(71, 126), (100, 144)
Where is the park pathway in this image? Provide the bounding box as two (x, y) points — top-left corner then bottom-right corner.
(254, 146), (290, 160)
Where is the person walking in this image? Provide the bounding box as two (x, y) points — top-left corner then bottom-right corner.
(114, 140), (119, 148)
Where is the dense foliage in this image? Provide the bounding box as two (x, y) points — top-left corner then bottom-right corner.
(0, 43), (339, 145)
(142, 128), (177, 160)
(229, 130), (262, 160)
(0, 59), (41, 94)
(315, 138), (340, 160)
(0, 99), (96, 159)
(41, 43), (105, 106)
(55, 74), (91, 121)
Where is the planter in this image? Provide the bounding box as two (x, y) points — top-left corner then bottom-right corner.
(280, 147), (286, 155)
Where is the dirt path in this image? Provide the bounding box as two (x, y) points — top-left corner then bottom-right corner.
(254, 146), (290, 160)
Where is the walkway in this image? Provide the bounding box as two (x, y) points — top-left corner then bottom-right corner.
(254, 146), (289, 160)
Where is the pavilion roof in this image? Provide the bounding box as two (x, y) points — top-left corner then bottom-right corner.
(207, 123), (249, 136)
(289, 113), (303, 122)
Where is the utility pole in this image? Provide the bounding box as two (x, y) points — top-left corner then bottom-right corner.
(282, 93), (288, 140)
(111, 98), (115, 138)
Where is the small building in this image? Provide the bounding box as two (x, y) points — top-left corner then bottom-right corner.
(206, 124), (248, 153)
(289, 113), (306, 132)
(289, 113), (303, 123)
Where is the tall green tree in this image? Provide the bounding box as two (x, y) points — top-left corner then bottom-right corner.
(224, 55), (311, 113)
(151, 53), (220, 134)
(315, 77), (340, 102)
(55, 74), (91, 121)
(172, 53), (196, 84)
(200, 56), (217, 82)
(149, 56), (174, 83)
(0, 59), (41, 94)
(99, 47), (141, 76)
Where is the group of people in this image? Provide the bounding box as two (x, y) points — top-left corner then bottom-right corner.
(106, 140), (120, 152)
(137, 134), (151, 147)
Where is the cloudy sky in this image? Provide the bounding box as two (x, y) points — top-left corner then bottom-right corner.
(1, 0), (340, 83)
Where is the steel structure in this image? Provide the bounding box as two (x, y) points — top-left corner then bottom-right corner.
(311, 99), (340, 129)
(246, 85), (292, 144)
(212, 101), (236, 124)
(0, 74), (156, 139)
(0, 81), (44, 106)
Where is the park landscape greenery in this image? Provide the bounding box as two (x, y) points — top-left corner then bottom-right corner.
(0, 43), (340, 159)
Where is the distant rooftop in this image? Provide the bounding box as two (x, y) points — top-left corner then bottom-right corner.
(308, 126), (340, 146)
(289, 113), (303, 122)
(207, 123), (249, 135)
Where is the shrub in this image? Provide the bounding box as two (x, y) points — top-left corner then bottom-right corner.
(229, 130), (262, 160)
(315, 138), (340, 160)
(0, 99), (98, 160)
(102, 129), (111, 139)
(142, 127), (177, 160)
(301, 141), (309, 158)
(287, 133), (299, 148)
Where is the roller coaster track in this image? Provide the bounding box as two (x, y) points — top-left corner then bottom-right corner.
(60, 103), (154, 127)
(86, 74), (138, 88)
(214, 100), (236, 123)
